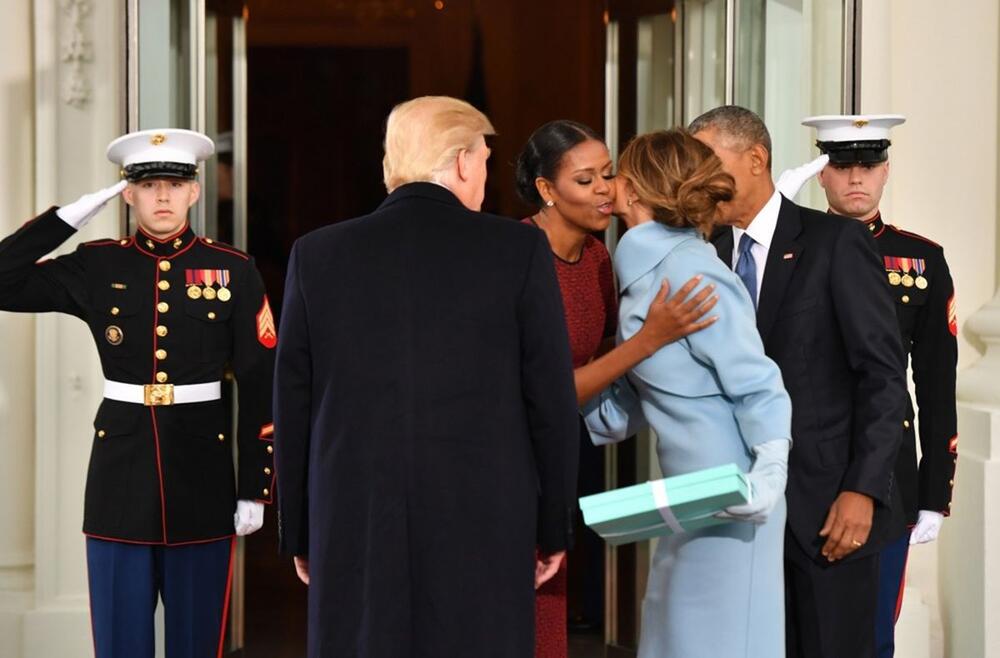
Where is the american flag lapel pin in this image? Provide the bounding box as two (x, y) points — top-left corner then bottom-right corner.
(783, 252), (795, 260)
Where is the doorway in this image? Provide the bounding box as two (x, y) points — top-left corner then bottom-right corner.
(126, 0), (855, 655)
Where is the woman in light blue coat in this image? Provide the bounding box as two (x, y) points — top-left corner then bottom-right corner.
(584, 130), (792, 658)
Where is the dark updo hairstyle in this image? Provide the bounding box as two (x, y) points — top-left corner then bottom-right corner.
(515, 120), (603, 206)
(617, 129), (735, 237)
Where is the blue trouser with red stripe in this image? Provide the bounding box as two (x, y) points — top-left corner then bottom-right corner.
(875, 531), (911, 658)
(86, 536), (235, 658)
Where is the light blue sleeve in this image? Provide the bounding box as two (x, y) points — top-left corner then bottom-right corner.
(581, 376), (648, 446)
(662, 242), (792, 450)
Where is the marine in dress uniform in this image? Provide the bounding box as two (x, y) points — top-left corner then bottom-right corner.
(0, 129), (276, 658)
(804, 115), (958, 658)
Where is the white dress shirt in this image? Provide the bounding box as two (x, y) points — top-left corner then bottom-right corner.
(731, 189), (783, 306)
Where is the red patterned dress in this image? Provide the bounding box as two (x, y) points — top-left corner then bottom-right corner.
(524, 219), (618, 658)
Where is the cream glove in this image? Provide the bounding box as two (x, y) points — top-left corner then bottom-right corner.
(775, 154), (829, 200)
(909, 510), (944, 545)
(234, 499), (264, 536)
(56, 180), (127, 230)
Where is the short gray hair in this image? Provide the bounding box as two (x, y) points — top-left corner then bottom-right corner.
(688, 105), (772, 170)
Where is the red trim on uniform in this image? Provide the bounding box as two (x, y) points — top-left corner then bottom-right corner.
(83, 531), (237, 547)
(200, 238), (250, 261)
(948, 295), (958, 337)
(893, 548), (910, 623)
(149, 408), (169, 543)
(260, 423), (274, 438)
(888, 225), (942, 248)
(216, 537), (237, 658)
(137, 221), (190, 244)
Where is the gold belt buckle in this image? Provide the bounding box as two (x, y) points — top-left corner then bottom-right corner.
(144, 383), (175, 406)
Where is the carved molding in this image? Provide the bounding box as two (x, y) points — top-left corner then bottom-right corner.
(60, 0), (93, 108)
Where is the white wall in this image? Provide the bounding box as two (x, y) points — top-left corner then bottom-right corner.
(0, 2), (38, 657)
(18, 1), (124, 656)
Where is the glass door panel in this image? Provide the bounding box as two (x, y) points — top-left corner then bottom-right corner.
(682, 0), (727, 123)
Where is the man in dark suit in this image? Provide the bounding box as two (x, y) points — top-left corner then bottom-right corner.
(274, 96), (580, 657)
(690, 106), (907, 658)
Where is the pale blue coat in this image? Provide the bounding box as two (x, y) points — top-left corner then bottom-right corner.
(584, 220), (792, 658)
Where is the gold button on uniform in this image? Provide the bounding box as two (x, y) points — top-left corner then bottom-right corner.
(949, 479), (955, 486)
(901, 295), (910, 303)
(205, 238), (214, 244)
(218, 433), (225, 442)
(119, 239), (128, 246)
(97, 430), (106, 438)
(158, 280), (170, 291)
(264, 467), (272, 475)
(207, 311), (216, 320)
(155, 371), (168, 383)
(157, 302), (169, 313)
(111, 307), (120, 316)
(155, 349), (167, 360)
(159, 260), (171, 272)
(262, 488), (269, 497)
(156, 325), (168, 337)
(266, 445), (273, 454)
(903, 420), (911, 428)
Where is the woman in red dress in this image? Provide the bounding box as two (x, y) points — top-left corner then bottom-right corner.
(515, 121), (717, 658)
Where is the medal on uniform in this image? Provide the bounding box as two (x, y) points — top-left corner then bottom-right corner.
(217, 287), (231, 302)
(105, 325), (123, 345)
(914, 258), (928, 289)
(898, 256), (914, 287)
(203, 286), (217, 300)
(884, 256), (902, 286)
(187, 285), (202, 299)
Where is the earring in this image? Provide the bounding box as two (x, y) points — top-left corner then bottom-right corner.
(627, 198), (634, 207)
(545, 200), (554, 207)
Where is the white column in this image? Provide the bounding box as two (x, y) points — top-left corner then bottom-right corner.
(21, 1), (123, 656)
(0, 2), (38, 657)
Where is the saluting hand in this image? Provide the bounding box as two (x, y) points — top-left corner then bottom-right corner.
(819, 491), (874, 561)
(56, 179), (127, 230)
(775, 154), (829, 200)
(636, 275), (719, 356)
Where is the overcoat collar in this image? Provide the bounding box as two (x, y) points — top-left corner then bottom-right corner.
(614, 221), (700, 293)
(377, 182), (465, 211)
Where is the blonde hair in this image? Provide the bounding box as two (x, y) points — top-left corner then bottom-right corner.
(382, 96), (496, 192)
(618, 130), (735, 237)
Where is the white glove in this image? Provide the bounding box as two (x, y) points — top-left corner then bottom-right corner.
(720, 439), (791, 524)
(234, 499), (264, 536)
(775, 154), (829, 200)
(56, 180), (127, 230)
(909, 510), (944, 545)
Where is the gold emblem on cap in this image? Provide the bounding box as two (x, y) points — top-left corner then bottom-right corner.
(217, 287), (231, 302)
(151, 134), (167, 146)
(901, 274), (914, 288)
(187, 285), (202, 300)
(915, 275), (928, 290)
(202, 286), (217, 300)
(887, 272), (902, 286)
(853, 119), (869, 128)
(105, 325), (123, 346)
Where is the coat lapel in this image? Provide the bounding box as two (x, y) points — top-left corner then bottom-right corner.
(711, 225), (734, 269)
(756, 197), (804, 343)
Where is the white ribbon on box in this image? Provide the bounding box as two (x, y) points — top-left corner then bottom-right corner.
(650, 479), (686, 534)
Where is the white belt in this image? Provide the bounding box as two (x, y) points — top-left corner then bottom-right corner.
(103, 380), (222, 406)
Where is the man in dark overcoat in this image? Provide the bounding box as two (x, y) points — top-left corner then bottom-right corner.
(274, 96), (580, 657)
(691, 106), (908, 658)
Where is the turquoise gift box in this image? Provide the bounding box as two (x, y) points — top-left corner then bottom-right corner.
(579, 463), (751, 546)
